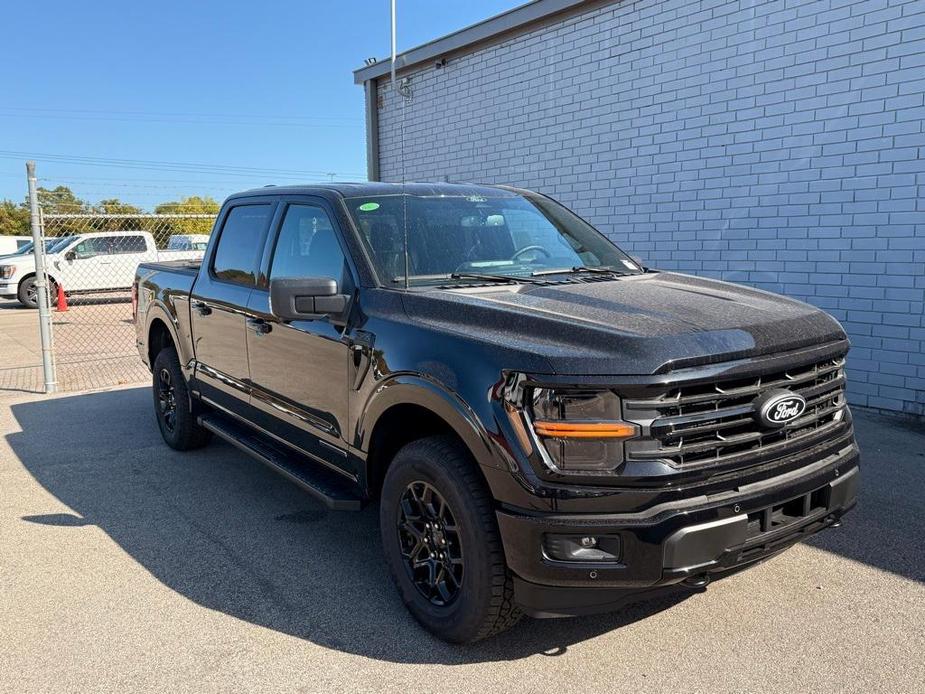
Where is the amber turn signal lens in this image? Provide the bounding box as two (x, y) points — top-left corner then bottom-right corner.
(533, 421), (638, 439)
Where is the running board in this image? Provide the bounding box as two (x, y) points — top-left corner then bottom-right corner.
(198, 413), (363, 511)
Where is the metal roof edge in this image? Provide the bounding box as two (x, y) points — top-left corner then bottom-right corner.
(352, 0), (594, 84)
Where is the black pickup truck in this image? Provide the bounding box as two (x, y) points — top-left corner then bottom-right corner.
(134, 182), (859, 643)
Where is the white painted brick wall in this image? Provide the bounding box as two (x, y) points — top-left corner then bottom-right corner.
(373, 0), (925, 416)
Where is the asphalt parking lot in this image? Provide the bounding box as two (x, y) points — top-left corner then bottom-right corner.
(2, 386), (923, 693)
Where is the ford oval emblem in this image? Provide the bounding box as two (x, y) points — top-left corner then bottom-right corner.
(754, 389), (807, 428)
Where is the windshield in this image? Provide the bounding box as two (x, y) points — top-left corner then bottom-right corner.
(47, 236), (76, 253)
(344, 192), (640, 286)
(3, 237), (72, 256)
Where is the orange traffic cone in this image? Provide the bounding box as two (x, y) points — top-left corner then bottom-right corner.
(55, 283), (68, 312)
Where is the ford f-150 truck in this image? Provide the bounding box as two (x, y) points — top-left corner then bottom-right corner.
(1, 231), (205, 308)
(134, 183), (859, 643)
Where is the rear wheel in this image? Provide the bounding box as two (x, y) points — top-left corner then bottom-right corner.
(17, 276), (57, 309)
(380, 435), (521, 643)
(152, 346), (211, 450)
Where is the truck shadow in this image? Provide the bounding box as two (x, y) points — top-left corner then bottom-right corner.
(7, 387), (687, 664)
(7, 389), (923, 663)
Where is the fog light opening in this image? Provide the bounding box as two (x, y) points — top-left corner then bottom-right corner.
(543, 534), (621, 563)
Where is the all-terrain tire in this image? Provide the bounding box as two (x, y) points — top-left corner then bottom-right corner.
(152, 346), (212, 450)
(380, 435), (522, 643)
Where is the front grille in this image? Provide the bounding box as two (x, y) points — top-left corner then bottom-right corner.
(623, 355), (848, 470)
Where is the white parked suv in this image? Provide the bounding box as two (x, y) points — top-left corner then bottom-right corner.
(0, 231), (205, 308)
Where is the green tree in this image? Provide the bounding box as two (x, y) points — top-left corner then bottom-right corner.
(0, 200), (30, 236)
(35, 185), (89, 215)
(94, 198), (145, 231)
(155, 195), (220, 215)
(18, 186), (91, 236)
(96, 198), (143, 215)
(155, 195), (220, 235)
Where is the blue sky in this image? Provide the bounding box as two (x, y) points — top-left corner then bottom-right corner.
(0, 1), (519, 208)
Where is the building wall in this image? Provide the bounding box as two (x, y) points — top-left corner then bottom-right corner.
(373, 0), (925, 416)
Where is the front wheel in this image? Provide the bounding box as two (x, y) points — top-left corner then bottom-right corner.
(151, 346), (211, 450)
(380, 435), (521, 643)
(17, 276), (57, 309)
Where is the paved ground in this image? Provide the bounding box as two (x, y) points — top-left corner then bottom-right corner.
(1, 386), (923, 693)
(0, 298), (146, 395)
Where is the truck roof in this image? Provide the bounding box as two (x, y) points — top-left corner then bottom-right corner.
(230, 181), (524, 200)
(51, 231), (152, 238)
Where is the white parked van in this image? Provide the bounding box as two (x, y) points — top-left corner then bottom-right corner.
(0, 236), (33, 256)
(0, 231), (204, 308)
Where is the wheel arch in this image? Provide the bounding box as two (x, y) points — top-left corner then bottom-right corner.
(144, 301), (194, 371)
(147, 317), (174, 366)
(359, 376), (501, 499)
(17, 270), (62, 291)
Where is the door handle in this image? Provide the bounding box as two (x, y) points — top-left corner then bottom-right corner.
(192, 301), (211, 316)
(246, 317), (272, 335)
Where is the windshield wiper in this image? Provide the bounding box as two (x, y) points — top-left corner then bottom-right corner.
(451, 272), (547, 285)
(531, 265), (630, 277)
(392, 272), (544, 285)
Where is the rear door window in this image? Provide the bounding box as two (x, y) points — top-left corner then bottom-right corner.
(212, 204), (273, 286)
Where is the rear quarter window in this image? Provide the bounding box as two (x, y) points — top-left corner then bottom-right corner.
(111, 235), (147, 253)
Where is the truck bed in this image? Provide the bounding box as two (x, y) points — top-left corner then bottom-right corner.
(140, 258), (202, 275)
(136, 259), (201, 301)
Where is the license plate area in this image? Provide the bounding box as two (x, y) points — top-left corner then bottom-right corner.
(745, 486), (830, 538)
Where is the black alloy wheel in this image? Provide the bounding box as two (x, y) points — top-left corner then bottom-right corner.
(150, 346), (211, 451)
(156, 366), (177, 434)
(398, 481), (464, 606)
(380, 435), (521, 642)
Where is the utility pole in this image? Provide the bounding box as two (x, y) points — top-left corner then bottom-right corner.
(26, 161), (57, 393)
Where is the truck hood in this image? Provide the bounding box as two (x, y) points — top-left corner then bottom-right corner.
(0, 254), (40, 271)
(401, 271), (846, 375)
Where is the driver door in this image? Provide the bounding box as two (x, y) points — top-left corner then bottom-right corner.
(244, 199), (355, 478)
(57, 237), (107, 291)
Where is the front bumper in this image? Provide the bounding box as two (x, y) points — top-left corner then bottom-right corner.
(0, 280), (17, 298)
(497, 443), (859, 617)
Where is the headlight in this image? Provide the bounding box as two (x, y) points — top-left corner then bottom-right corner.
(0, 265), (15, 280)
(525, 387), (638, 474)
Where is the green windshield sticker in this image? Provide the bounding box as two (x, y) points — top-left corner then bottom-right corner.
(358, 202), (380, 212)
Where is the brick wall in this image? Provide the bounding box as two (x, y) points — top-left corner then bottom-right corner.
(372, 0), (925, 416)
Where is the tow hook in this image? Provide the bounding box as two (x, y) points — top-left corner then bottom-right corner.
(683, 574), (711, 589)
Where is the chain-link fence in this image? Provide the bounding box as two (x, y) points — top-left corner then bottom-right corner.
(44, 212), (215, 390)
(1, 197), (216, 393)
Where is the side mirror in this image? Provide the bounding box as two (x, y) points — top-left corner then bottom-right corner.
(269, 277), (348, 322)
(65, 250), (77, 261)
